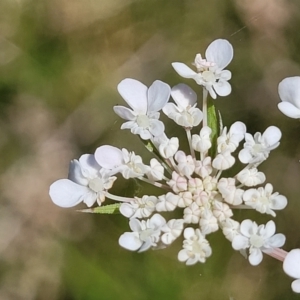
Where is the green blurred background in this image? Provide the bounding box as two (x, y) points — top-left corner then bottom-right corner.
(1, 0), (300, 299)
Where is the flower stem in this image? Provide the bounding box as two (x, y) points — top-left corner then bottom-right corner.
(186, 129), (195, 158)
(202, 88), (208, 127)
(263, 248), (288, 262)
(105, 192), (133, 202)
(138, 176), (172, 191)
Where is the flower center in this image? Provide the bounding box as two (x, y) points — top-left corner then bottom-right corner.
(88, 178), (104, 192)
(139, 228), (154, 242)
(136, 114), (150, 128)
(250, 234), (264, 248)
(202, 71), (216, 83)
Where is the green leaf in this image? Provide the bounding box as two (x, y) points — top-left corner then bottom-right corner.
(207, 97), (220, 158)
(77, 203), (121, 214)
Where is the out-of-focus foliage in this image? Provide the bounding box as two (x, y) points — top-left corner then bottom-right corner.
(1, 0), (300, 299)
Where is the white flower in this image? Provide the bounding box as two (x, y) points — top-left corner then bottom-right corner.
(212, 201), (233, 222)
(167, 171), (188, 193)
(183, 202), (202, 224)
(114, 79), (171, 139)
(95, 145), (148, 179)
(217, 177), (243, 205)
(49, 154), (116, 207)
(178, 228), (212, 265)
(221, 218), (240, 242)
(161, 219), (184, 245)
(146, 158), (164, 181)
(283, 249), (300, 293)
(174, 151), (195, 177)
(158, 137), (179, 159)
(199, 209), (219, 235)
(156, 193), (180, 212)
(119, 195), (158, 219)
(194, 157), (212, 178)
(192, 126), (212, 153)
(242, 183), (287, 217)
(172, 39), (233, 99)
(278, 76), (300, 119)
(212, 149), (235, 170)
(239, 126), (282, 164)
(119, 214), (166, 252)
(236, 168), (266, 187)
(163, 83), (203, 127)
(232, 220), (286, 266)
(217, 121), (246, 153)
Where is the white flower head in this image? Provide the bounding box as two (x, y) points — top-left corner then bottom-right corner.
(163, 83), (203, 128)
(119, 195), (158, 219)
(283, 249), (300, 293)
(119, 214), (166, 252)
(242, 183), (287, 217)
(239, 126), (282, 164)
(49, 154), (116, 208)
(232, 220), (286, 266)
(172, 39), (233, 99)
(114, 79), (171, 139)
(95, 145), (148, 179)
(178, 228), (212, 265)
(278, 76), (300, 119)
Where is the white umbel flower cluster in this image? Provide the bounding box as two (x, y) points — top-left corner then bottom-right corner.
(49, 39), (289, 272)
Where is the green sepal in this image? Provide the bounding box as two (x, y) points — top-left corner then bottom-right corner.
(207, 97), (220, 158)
(77, 203), (121, 214)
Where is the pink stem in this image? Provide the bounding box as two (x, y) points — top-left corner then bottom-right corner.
(263, 247), (288, 262)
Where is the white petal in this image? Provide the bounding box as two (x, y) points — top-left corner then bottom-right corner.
(163, 103), (180, 116)
(68, 160), (88, 185)
(147, 80), (171, 112)
(119, 232), (142, 251)
(79, 154), (100, 177)
(278, 102), (300, 119)
(95, 145), (123, 169)
(232, 235), (248, 250)
(264, 220), (276, 238)
(213, 80), (232, 97)
(240, 219), (254, 237)
(292, 279), (300, 293)
(148, 119), (165, 137)
(183, 227), (196, 239)
(113, 106), (136, 120)
(238, 148), (253, 164)
(172, 62), (197, 78)
(150, 213), (166, 228)
(178, 249), (189, 262)
(278, 76), (300, 108)
(117, 78), (148, 114)
(283, 249), (300, 279)
(205, 39), (233, 70)
(171, 83), (197, 108)
(263, 126), (281, 146)
(249, 248), (263, 266)
(49, 179), (91, 208)
(267, 233), (285, 248)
